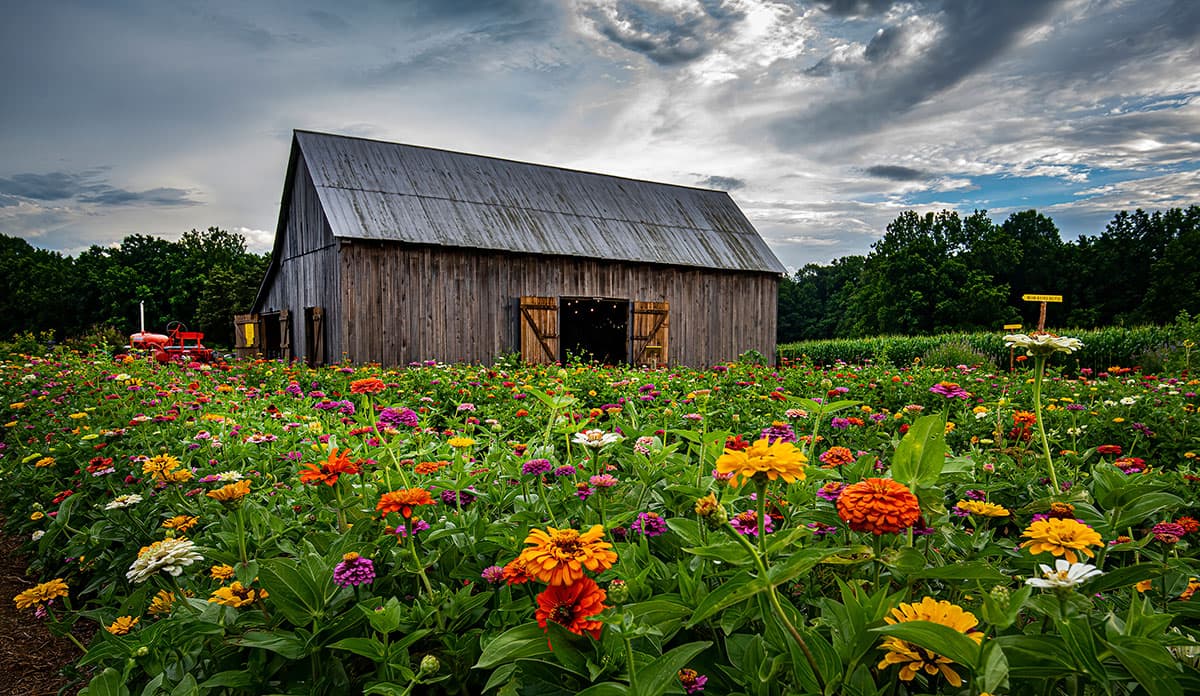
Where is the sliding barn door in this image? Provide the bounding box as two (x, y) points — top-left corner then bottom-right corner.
(632, 301), (669, 366)
(519, 296), (559, 364)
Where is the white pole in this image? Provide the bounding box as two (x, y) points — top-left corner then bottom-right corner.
(140, 301), (145, 334)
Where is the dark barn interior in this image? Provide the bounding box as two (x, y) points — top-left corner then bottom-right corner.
(559, 297), (630, 364)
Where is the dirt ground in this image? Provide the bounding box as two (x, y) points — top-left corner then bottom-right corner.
(0, 524), (86, 695)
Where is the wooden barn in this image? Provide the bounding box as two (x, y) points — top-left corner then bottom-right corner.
(238, 130), (785, 367)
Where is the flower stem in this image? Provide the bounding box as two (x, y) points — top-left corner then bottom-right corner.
(1032, 356), (1059, 493)
(624, 635), (639, 691)
(725, 522), (826, 692)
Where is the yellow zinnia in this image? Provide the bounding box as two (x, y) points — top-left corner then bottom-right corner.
(516, 524), (618, 586)
(1021, 518), (1103, 563)
(209, 582), (268, 608)
(207, 479), (252, 504)
(105, 616), (139, 635)
(878, 597), (984, 687)
(714, 438), (807, 486)
(956, 500), (1010, 517)
(147, 590), (177, 616)
(13, 578), (69, 611)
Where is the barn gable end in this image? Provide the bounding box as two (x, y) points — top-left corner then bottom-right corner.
(252, 130), (783, 367)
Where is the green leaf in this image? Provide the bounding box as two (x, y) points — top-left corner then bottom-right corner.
(81, 668), (131, 696)
(574, 684), (630, 696)
(328, 636), (387, 663)
(258, 553), (338, 626)
(683, 541), (754, 566)
(909, 561), (1011, 584)
(889, 414), (946, 489)
(1082, 562), (1165, 594)
(872, 621), (980, 671)
(169, 674), (198, 696)
(475, 622), (553, 670)
(685, 570), (766, 628)
(198, 670), (255, 689)
(767, 547), (851, 587)
(1058, 617), (1110, 690)
(230, 630), (309, 660)
(634, 641), (711, 696)
(1108, 636), (1183, 696)
(979, 639), (1009, 695)
(1108, 492), (1185, 532)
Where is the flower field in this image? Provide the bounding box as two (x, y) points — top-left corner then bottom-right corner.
(1, 344), (1199, 696)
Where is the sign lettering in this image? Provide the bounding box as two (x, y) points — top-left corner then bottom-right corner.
(1022, 294), (1062, 303)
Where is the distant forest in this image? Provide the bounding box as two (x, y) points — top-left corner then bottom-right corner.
(778, 206), (1200, 342)
(3, 206), (1199, 350)
(0, 227), (268, 347)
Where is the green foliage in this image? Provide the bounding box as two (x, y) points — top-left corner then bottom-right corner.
(0, 227), (268, 345)
(921, 340), (997, 370)
(777, 205), (1200, 343)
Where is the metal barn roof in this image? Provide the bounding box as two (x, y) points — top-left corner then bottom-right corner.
(292, 130), (785, 274)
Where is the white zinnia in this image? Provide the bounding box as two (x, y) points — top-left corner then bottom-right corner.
(104, 494), (143, 510)
(1004, 333), (1085, 356)
(1025, 559), (1103, 589)
(572, 429), (623, 448)
(126, 538), (203, 583)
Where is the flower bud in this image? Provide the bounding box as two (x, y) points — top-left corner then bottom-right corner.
(419, 654), (440, 676)
(607, 579), (629, 604)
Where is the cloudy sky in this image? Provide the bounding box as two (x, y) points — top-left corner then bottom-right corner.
(2, 0), (1198, 270)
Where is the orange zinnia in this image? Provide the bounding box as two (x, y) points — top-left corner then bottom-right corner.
(517, 524), (618, 586)
(1013, 411), (1037, 426)
(350, 378), (386, 395)
(535, 576), (608, 640)
(377, 487), (435, 519)
(299, 448), (362, 486)
(207, 479), (252, 504)
(837, 478), (921, 535)
(502, 556), (532, 585)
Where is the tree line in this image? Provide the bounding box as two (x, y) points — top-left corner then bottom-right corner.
(0, 227), (268, 348)
(778, 206), (1200, 342)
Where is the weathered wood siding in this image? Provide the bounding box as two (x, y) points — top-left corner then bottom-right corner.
(259, 157), (343, 361)
(339, 242), (777, 366)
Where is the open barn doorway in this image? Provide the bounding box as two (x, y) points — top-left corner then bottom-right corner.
(559, 297), (630, 365)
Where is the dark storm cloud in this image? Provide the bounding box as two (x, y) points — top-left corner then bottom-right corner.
(864, 165), (926, 181)
(778, 0), (1069, 142)
(305, 9), (351, 33)
(695, 175), (746, 190)
(584, 0), (745, 66)
(0, 171), (198, 207)
(813, 0), (906, 17)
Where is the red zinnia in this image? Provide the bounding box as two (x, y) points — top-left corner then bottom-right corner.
(299, 448), (361, 486)
(350, 378), (386, 395)
(534, 576), (608, 640)
(836, 478), (921, 535)
(376, 488), (435, 518)
(1096, 444), (1122, 455)
(724, 435), (751, 451)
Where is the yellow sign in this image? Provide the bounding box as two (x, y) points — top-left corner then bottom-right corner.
(244, 323), (255, 345)
(1022, 294), (1062, 302)
(1003, 323), (1022, 330)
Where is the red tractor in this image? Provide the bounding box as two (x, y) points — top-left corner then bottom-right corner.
(129, 322), (215, 364)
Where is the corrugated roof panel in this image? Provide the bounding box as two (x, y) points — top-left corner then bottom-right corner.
(294, 130), (785, 274)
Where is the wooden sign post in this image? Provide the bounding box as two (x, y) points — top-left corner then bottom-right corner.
(1021, 294), (1062, 332)
(1004, 323), (1022, 370)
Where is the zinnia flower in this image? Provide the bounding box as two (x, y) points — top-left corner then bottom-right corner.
(534, 576), (608, 639)
(1004, 332), (1084, 356)
(929, 381), (971, 399)
(1153, 522), (1187, 544)
(207, 479), (252, 504)
(731, 510), (773, 536)
(447, 436), (476, 449)
(299, 448), (362, 486)
(13, 578), (69, 611)
(631, 512), (668, 537)
(349, 378), (386, 394)
(955, 500), (1010, 517)
(1020, 518), (1103, 563)
(127, 538), (203, 583)
(147, 590), (177, 616)
(573, 429), (623, 448)
(377, 487), (435, 518)
(517, 524), (618, 586)
(209, 581), (268, 607)
(105, 494), (143, 510)
(714, 437), (807, 486)
(210, 564), (235, 581)
(877, 597), (984, 687)
(678, 668), (708, 694)
(1025, 559), (1103, 589)
(333, 552), (376, 587)
(818, 446), (855, 468)
(522, 458), (554, 476)
(105, 616), (139, 635)
(837, 478), (921, 535)
(162, 515), (199, 533)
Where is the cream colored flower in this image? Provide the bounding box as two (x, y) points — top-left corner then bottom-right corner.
(573, 429), (622, 448)
(1004, 333), (1084, 356)
(1025, 559), (1103, 589)
(126, 538), (203, 583)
